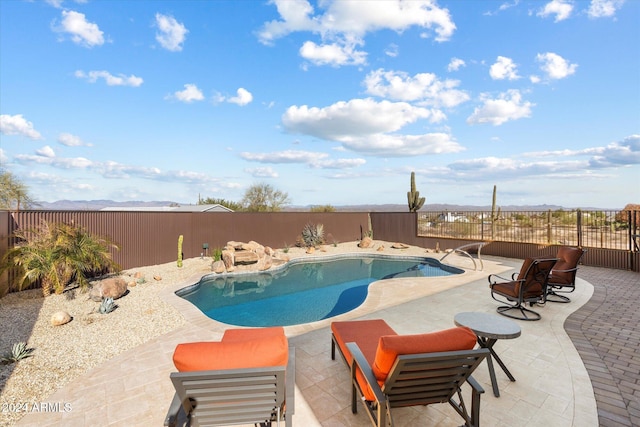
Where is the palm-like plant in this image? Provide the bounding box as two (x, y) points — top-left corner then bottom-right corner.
(0, 220), (120, 296)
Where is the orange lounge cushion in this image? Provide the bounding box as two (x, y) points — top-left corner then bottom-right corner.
(173, 333), (288, 372)
(333, 321), (478, 402)
(372, 326), (477, 383)
(222, 326), (285, 342)
(331, 319), (397, 366)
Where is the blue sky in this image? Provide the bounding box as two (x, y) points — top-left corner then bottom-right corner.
(1, 0), (638, 209)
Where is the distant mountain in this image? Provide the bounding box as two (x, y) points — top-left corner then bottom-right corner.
(33, 200), (603, 212)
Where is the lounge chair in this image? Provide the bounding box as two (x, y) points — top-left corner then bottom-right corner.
(489, 257), (558, 320)
(331, 319), (489, 427)
(546, 246), (586, 303)
(164, 326), (294, 427)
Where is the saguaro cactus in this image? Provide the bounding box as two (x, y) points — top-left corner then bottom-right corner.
(407, 171), (426, 212)
(177, 235), (183, 268)
(491, 185), (501, 239)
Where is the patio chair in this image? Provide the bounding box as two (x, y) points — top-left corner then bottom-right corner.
(546, 246), (586, 303)
(331, 319), (489, 427)
(164, 326), (295, 427)
(489, 257), (558, 321)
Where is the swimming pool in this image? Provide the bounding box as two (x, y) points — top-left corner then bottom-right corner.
(176, 255), (463, 327)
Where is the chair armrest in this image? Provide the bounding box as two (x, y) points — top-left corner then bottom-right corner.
(345, 342), (386, 403)
(286, 347), (296, 417)
(488, 273), (514, 285)
(164, 392), (182, 427)
(552, 267), (578, 273)
(466, 374), (484, 394)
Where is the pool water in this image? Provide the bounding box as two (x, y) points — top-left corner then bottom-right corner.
(177, 255), (463, 327)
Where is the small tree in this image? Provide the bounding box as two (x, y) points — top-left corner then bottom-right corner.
(241, 183), (291, 212)
(0, 169), (35, 211)
(0, 221), (120, 296)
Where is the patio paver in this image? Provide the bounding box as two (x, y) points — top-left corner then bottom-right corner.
(10, 255), (639, 426)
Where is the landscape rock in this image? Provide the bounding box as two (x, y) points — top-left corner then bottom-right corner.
(234, 251), (259, 265)
(257, 255), (273, 271)
(51, 311), (72, 326)
(391, 242), (409, 249)
(211, 260), (226, 274)
(377, 245), (385, 251)
(128, 281), (137, 288)
(306, 247), (315, 254)
(358, 237), (373, 248)
(222, 250), (235, 269)
(153, 275), (162, 281)
(89, 278), (128, 301)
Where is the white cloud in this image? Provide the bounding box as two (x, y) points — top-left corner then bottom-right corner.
(58, 133), (92, 147)
(299, 40), (367, 67)
(489, 56), (520, 80)
(588, 0), (625, 18)
(282, 98), (437, 141)
(240, 149), (366, 169)
(281, 98), (463, 157)
(0, 149), (6, 163)
(338, 133), (464, 157)
(537, 0), (574, 22)
(155, 13), (188, 52)
(0, 114), (43, 140)
(245, 167), (279, 178)
(74, 70), (143, 87)
(227, 88), (254, 106)
(259, 0), (455, 67)
(53, 10), (104, 47)
(36, 146), (56, 158)
(467, 89), (534, 126)
(536, 52), (578, 79)
(260, 0), (455, 42)
(588, 134), (640, 167)
(363, 69), (469, 108)
(447, 57), (465, 72)
(384, 43), (399, 58)
(168, 84), (204, 103)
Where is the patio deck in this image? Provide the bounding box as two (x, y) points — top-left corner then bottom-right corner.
(13, 255), (639, 427)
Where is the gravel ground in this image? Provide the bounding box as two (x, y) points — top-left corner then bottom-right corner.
(0, 241), (443, 426)
(0, 256), (212, 426)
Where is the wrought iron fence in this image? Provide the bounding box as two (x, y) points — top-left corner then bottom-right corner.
(417, 210), (639, 251)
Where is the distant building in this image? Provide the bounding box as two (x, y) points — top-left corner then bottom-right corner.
(100, 204), (233, 212)
(437, 212), (469, 222)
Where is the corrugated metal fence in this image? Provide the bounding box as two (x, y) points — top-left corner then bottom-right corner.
(1, 210), (637, 296)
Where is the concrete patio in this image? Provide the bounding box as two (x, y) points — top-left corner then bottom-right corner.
(13, 254), (639, 426)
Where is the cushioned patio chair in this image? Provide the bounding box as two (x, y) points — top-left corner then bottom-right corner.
(489, 257), (558, 321)
(164, 326), (294, 427)
(546, 246), (586, 303)
(331, 319), (489, 427)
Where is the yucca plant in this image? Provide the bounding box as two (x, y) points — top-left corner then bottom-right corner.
(98, 297), (117, 314)
(1, 342), (35, 365)
(300, 223), (325, 248)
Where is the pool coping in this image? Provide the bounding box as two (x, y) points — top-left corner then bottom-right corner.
(159, 250), (513, 337)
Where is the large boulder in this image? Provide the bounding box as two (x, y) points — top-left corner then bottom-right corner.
(89, 277), (128, 301)
(222, 250), (235, 270)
